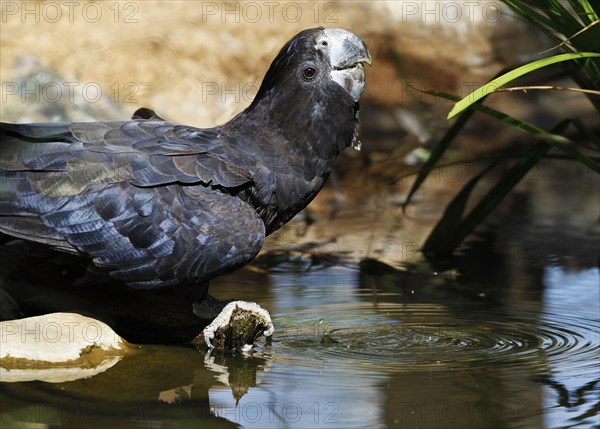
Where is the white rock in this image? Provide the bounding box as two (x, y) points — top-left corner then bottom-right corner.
(0, 313), (127, 382)
(0, 313), (124, 363)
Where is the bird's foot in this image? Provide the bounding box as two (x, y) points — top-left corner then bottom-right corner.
(197, 301), (274, 350)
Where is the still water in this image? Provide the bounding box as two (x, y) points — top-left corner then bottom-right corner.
(1, 160), (599, 429)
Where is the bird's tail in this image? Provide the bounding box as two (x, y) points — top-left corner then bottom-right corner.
(0, 122), (77, 251)
(0, 122), (71, 140)
(0, 122), (73, 171)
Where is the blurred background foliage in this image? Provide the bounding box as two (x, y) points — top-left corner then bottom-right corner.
(403, 0), (600, 259)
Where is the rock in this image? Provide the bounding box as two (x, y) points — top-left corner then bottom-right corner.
(195, 301), (274, 350)
(0, 313), (129, 383)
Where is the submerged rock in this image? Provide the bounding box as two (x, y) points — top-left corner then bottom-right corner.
(0, 312), (129, 383)
(195, 301), (274, 350)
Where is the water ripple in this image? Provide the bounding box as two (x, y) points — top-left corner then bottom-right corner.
(273, 305), (600, 376)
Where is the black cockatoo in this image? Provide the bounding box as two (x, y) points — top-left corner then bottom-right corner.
(0, 27), (371, 346)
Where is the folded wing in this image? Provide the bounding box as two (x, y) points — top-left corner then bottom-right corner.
(0, 119), (264, 288)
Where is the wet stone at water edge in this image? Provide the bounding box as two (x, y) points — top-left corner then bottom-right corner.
(195, 301), (274, 351)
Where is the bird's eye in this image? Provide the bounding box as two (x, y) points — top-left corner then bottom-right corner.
(303, 67), (316, 79)
(321, 40), (328, 47)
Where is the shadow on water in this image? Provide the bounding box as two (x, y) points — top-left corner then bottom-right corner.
(1, 157), (599, 429)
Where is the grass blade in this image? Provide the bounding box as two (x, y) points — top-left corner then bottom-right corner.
(401, 89), (481, 210)
(466, 105), (600, 173)
(448, 52), (600, 119)
(432, 91), (600, 173)
(422, 162), (498, 257)
(424, 120), (572, 257)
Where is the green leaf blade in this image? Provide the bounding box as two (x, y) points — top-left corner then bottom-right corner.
(447, 52), (600, 119)
(424, 120), (573, 258)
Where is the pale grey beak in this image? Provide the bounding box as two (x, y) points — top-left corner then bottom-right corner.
(323, 28), (372, 101)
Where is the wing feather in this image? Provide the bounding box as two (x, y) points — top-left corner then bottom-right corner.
(0, 120), (264, 288)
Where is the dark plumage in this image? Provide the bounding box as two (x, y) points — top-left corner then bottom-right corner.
(0, 28), (371, 334)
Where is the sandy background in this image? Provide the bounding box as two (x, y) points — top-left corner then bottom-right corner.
(1, 1), (539, 126)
